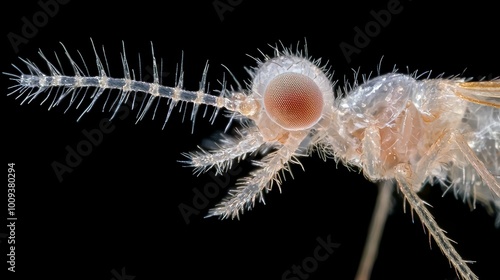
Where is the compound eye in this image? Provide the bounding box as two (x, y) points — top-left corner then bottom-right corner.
(263, 72), (324, 130)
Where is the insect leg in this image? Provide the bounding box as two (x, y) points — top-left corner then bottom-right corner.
(355, 180), (394, 280)
(361, 126), (382, 180)
(206, 131), (307, 219)
(453, 132), (500, 198)
(180, 125), (266, 175)
(355, 125), (397, 279)
(395, 163), (478, 280)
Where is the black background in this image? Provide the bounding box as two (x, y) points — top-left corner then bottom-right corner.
(2, 0), (499, 280)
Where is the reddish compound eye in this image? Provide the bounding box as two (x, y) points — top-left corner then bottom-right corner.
(263, 72), (324, 130)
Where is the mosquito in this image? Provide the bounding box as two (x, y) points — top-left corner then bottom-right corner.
(4, 40), (499, 280)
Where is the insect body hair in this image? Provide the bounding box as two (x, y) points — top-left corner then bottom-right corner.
(5, 40), (499, 280)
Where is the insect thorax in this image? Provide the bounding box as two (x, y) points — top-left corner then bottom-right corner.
(335, 74), (469, 181)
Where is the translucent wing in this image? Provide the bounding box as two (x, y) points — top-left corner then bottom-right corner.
(455, 80), (500, 108)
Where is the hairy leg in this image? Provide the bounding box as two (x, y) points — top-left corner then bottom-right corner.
(453, 132), (500, 198)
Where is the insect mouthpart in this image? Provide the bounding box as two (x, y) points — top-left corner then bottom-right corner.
(263, 72), (324, 130)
